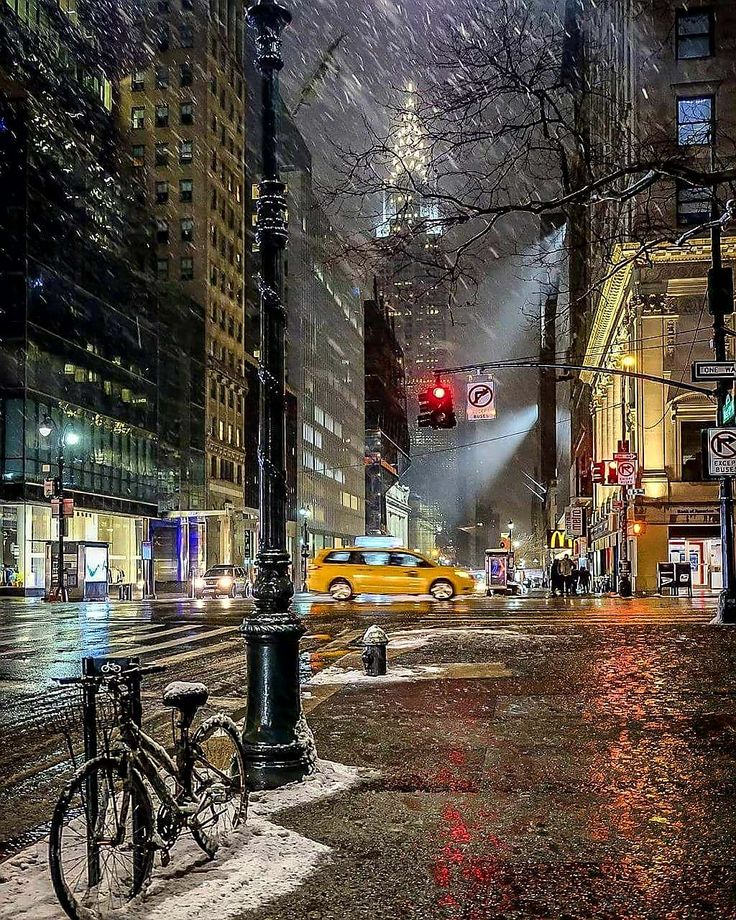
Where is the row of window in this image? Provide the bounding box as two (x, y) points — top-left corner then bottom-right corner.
(208, 340), (244, 378)
(313, 405), (343, 438)
(673, 9), (717, 228)
(208, 307), (243, 342)
(209, 416), (243, 448)
(209, 379), (243, 411)
(340, 491), (362, 511)
(132, 61), (193, 91)
(302, 451), (346, 484)
(157, 256), (193, 281)
(155, 179), (192, 203)
(210, 456), (243, 485)
(155, 218), (193, 244)
(132, 140), (193, 167)
(148, 22), (194, 52)
(131, 101), (194, 129)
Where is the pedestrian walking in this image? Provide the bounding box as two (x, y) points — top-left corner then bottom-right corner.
(559, 554), (574, 596)
(578, 566), (591, 594)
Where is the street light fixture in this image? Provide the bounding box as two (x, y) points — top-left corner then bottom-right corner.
(39, 414), (78, 602)
(242, 0), (313, 789)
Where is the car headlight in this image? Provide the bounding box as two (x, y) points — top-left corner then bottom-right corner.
(218, 576), (233, 588)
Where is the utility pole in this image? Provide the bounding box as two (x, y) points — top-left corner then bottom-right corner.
(710, 198), (736, 622)
(242, 0), (313, 787)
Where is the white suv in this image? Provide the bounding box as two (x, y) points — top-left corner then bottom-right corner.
(195, 565), (249, 598)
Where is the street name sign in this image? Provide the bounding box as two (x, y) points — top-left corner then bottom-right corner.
(466, 376), (496, 421)
(692, 361), (736, 381)
(704, 427), (736, 477)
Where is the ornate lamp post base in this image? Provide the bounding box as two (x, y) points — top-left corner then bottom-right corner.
(241, 617), (312, 788)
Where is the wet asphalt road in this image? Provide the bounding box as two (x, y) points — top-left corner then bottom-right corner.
(0, 589), (727, 914)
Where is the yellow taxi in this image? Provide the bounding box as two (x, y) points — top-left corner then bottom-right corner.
(306, 546), (475, 600)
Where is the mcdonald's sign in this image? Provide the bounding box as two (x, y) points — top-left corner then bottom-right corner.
(548, 530), (574, 550)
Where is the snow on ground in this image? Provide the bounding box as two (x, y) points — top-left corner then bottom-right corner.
(0, 760), (366, 920)
(308, 664), (445, 685)
(384, 626), (575, 652)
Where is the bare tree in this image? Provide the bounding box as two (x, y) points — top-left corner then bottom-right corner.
(328, 0), (736, 305)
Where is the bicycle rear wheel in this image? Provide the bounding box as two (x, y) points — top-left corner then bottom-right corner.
(49, 755), (154, 920)
(190, 714), (247, 857)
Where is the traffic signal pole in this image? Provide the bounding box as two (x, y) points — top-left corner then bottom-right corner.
(710, 215), (736, 623)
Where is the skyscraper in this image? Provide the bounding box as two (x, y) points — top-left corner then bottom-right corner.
(376, 85), (458, 529)
(119, 0), (247, 569)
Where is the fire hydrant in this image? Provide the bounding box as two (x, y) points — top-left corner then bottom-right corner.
(361, 625), (388, 676)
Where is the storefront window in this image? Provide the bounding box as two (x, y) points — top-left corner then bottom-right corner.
(681, 421), (704, 481)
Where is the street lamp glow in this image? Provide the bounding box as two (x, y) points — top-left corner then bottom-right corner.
(299, 506), (311, 518)
(39, 418), (53, 438)
(64, 431), (80, 447)
(621, 354), (636, 369)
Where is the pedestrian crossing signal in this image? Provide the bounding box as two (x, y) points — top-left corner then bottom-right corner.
(629, 520), (646, 536)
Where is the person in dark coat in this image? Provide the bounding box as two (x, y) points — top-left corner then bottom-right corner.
(550, 558), (562, 596)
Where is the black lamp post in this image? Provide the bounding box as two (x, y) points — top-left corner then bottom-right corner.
(299, 506), (311, 592)
(39, 415), (79, 602)
(242, 0), (314, 788)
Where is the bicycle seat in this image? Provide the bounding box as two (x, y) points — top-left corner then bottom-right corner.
(163, 681), (209, 714)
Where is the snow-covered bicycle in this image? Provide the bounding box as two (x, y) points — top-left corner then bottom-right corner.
(48, 662), (247, 920)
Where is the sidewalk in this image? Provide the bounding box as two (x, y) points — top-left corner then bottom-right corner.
(4, 614), (736, 918)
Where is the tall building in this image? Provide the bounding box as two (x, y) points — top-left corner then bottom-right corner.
(0, 0), (204, 595)
(282, 121), (366, 550)
(119, 0), (247, 569)
(376, 85), (458, 530)
(570, 1), (736, 591)
(364, 282), (410, 537)
(243, 70), (365, 561)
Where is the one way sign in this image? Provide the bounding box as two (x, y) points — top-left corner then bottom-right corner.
(704, 427), (736, 477)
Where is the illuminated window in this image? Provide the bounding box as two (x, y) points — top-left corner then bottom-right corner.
(130, 106), (145, 129)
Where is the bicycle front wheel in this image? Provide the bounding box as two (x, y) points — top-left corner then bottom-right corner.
(49, 755), (154, 920)
(190, 714), (248, 857)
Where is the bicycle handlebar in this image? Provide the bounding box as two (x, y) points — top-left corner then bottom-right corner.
(54, 664), (167, 686)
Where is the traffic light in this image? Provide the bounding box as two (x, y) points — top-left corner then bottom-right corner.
(417, 383), (457, 430)
(629, 520), (647, 537)
(606, 461), (618, 485)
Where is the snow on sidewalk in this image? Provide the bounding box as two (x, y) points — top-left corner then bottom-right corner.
(0, 760), (367, 920)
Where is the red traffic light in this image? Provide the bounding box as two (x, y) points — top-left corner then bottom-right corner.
(432, 385), (446, 399)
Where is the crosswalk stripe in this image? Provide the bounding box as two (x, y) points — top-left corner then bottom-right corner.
(106, 625), (237, 659)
